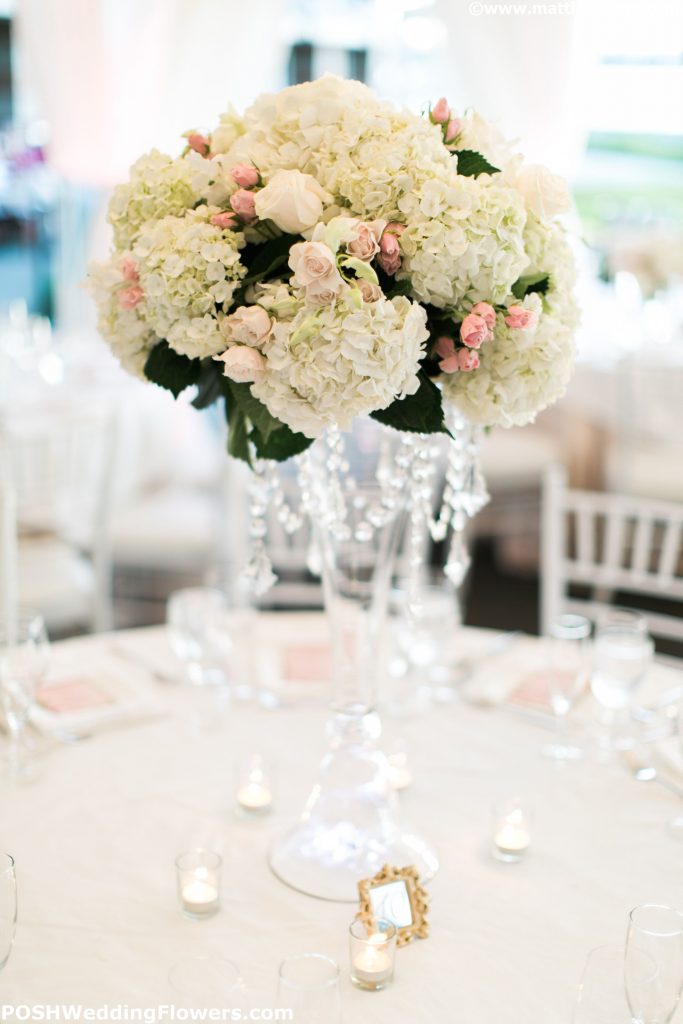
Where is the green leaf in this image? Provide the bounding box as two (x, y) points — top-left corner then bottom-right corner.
(240, 233), (299, 286)
(144, 341), (201, 398)
(454, 149), (500, 178)
(251, 422), (313, 461)
(511, 273), (550, 300)
(226, 380), (282, 443)
(370, 371), (450, 436)
(339, 256), (379, 284)
(191, 361), (224, 410)
(225, 398), (252, 466)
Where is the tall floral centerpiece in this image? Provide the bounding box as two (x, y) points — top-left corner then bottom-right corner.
(89, 76), (578, 901)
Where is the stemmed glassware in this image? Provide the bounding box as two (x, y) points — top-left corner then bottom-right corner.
(0, 610), (50, 781)
(625, 904), (683, 1023)
(542, 614), (591, 761)
(590, 609), (654, 757)
(0, 854), (17, 974)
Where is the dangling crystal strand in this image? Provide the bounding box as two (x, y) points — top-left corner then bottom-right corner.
(243, 457), (278, 596)
(438, 407), (489, 587)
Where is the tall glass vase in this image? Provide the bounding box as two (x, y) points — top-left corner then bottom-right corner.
(268, 438), (439, 902)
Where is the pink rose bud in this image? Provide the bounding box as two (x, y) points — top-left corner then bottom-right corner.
(117, 285), (143, 310)
(211, 211), (238, 230)
(470, 301), (496, 331)
(460, 313), (491, 349)
(430, 97), (450, 124)
(457, 348), (480, 372)
(384, 222), (405, 237)
(230, 188), (257, 221)
(230, 164), (259, 188)
(377, 230), (402, 275)
(186, 132), (210, 156)
(435, 335), (460, 374)
(504, 305), (538, 330)
(119, 257), (139, 283)
(445, 118), (462, 144)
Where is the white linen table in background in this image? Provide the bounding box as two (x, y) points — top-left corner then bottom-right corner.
(2, 616), (683, 1023)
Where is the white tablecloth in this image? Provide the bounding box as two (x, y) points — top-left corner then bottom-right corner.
(3, 616), (683, 1023)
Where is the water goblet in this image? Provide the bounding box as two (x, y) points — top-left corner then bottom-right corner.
(625, 904), (683, 1024)
(542, 614), (591, 761)
(0, 610), (50, 781)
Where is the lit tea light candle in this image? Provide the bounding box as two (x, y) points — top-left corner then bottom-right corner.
(175, 850), (222, 919)
(235, 756), (274, 816)
(349, 919), (397, 991)
(492, 800), (532, 863)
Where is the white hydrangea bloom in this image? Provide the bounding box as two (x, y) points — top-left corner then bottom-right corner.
(251, 289), (428, 437)
(443, 216), (579, 427)
(107, 149), (211, 249)
(86, 256), (156, 378)
(133, 207), (246, 359)
(399, 176), (528, 308)
(453, 110), (517, 172)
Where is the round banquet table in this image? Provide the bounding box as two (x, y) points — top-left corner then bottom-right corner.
(3, 614), (683, 1023)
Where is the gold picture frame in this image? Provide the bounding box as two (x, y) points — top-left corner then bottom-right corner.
(357, 864), (429, 946)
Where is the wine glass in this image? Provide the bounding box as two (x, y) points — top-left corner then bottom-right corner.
(277, 954), (341, 1024)
(625, 904), (683, 1023)
(573, 945), (635, 1023)
(166, 587), (231, 686)
(590, 610), (653, 757)
(0, 611), (50, 781)
(0, 854), (16, 973)
(542, 614), (591, 761)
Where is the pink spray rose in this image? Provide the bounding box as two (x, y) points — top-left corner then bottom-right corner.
(119, 257), (139, 283)
(230, 164), (260, 188)
(445, 118), (462, 144)
(186, 132), (210, 156)
(346, 221), (383, 262)
(223, 305), (273, 346)
(460, 313), (491, 349)
(214, 345), (265, 383)
(210, 211), (238, 230)
(230, 188), (257, 221)
(504, 305), (538, 330)
(377, 231), (402, 275)
(435, 336), (459, 374)
(117, 285), (143, 310)
(357, 279), (382, 303)
(470, 301), (496, 330)
(457, 348), (480, 372)
(430, 97), (450, 124)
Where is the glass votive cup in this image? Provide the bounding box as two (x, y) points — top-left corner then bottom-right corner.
(349, 917), (397, 991)
(175, 849), (222, 919)
(278, 953), (341, 1024)
(234, 754), (274, 817)
(491, 797), (532, 863)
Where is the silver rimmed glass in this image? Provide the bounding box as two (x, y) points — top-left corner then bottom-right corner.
(542, 614), (591, 761)
(0, 854), (16, 973)
(0, 610), (49, 782)
(625, 904), (683, 1023)
(277, 954), (341, 1024)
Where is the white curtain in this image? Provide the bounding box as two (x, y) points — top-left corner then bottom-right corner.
(433, 0), (600, 177)
(15, 0), (287, 187)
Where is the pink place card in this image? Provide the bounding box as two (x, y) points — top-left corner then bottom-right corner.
(36, 679), (115, 714)
(282, 644), (331, 683)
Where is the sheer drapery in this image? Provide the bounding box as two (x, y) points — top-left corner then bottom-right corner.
(15, 0), (286, 186)
(433, 0), (598, 177)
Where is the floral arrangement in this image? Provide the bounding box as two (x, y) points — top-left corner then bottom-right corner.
(89, 76), (578, 463)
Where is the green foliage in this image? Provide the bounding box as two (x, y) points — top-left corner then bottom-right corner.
(371, 371), (450, 436)
(454, 150), (500, 178)
(144, 342), (201, 398)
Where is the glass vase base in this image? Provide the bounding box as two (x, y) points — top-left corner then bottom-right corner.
(269, 821), (438, 903)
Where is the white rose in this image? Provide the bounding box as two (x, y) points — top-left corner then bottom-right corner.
(210, 106), (245, 155)
(223, 305), (272, 346)
(347, 219), (385, 261)
(214, 345), (265, 383)
(289, 241), (338, 286)
(254, 169), (331, 234)
(516, 164), (571, 220)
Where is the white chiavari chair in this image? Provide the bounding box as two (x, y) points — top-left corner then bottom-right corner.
(541, 465), (683, 650)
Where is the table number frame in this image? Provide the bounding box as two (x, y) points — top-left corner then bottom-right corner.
(357, 863), (429, 946)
